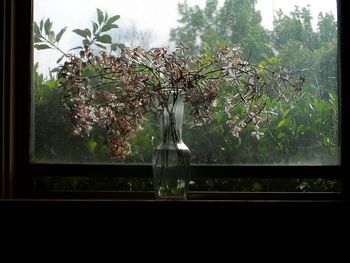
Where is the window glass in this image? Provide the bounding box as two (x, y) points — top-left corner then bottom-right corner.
(32, 0), (339, 166)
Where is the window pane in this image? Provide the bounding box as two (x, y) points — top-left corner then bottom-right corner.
(32, 0), (339, 165)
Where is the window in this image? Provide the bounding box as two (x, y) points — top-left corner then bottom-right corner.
(1, 0), (348, 201)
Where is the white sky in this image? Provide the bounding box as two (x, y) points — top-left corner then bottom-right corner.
(34, 0), (337, 75)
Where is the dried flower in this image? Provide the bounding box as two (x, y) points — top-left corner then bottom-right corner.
(58, 44), (303, 158)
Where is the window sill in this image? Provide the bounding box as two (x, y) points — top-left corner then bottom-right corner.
(10, 190), (343, 201)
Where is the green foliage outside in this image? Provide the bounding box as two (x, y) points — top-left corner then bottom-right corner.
(33, 1), (340, 192)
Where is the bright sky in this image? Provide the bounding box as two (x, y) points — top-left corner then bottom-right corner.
(34, 0), (337, 75)
(256, 0), (337, 29)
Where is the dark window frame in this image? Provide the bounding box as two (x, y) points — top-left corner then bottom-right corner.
(1, 0), (348, 202)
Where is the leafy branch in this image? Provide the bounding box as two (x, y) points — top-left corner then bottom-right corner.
(34, 9), (124, 66)
(33, 18), (68, 63)
(71, 8), (123, 51)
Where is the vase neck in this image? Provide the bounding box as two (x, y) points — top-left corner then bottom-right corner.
(160, 93), (184, 143)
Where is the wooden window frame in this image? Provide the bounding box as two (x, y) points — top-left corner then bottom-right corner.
(1, 0), (348, 203)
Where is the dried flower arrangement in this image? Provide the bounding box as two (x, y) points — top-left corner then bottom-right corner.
(34, 10), (304, 159)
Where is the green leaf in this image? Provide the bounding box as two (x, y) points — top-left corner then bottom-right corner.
(33, 22), (40, 35)
(215, 112), (223, 122)
(56, 27), (67, 43)
(34, 44), (51, 50)
(282, 108), (290, 117)
(296, 124), (304, 132)
(88, 140), (97, 152)
(33, 34), (42, 43)
(101, 24), (118, 32)
(44, 18), (52, 36)
(94, 43), (106, 50)
(277, 119), (287, 128)
(107, 15), (120, 25)
(72, 29), (89, 38)
(50, 67), (60, 73)
(277, 132), (286, 139)
(68, 46), (83, 51)
(328, 92), (335, 101)
(92, 22), (98, 34)
(48, 31), (56, 42)
(96, 34), (112, 43)
(83, 39), (90, 46)
(111, 43), (125, 51)
(135, 66), (146, 72)
(97, 9), (104, 25)
(252, 182), (262, 191)
(104, 11), (108, 23)
(39, 74), (43, 86)
(84, 28), (91, 38)
(82, 67), (94, 77)
(46, 79), (58, 88)
(57, 55), (65, 64)
(40, 19), (44, 31)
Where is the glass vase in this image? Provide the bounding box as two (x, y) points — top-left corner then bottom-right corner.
(152, 92), (191, 200)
